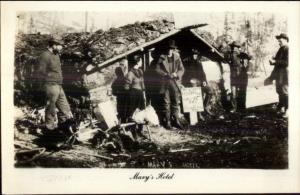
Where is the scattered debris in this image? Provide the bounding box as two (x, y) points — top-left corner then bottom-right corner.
(62, 150), (113, 161)
(245, 114), (256, 118)
(169, 148), (193, 153)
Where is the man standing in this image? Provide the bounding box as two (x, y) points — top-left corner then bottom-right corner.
(266, 33), (289, 118)
(183, 49), (213, 120)
(237, 49), (252, 111)
(228, 41), (243, 112)
(155, 40), (185, 129)
(112, 58), (128, 123)
(36, 37), (73, 133)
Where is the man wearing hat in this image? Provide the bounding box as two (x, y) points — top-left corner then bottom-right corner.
(237, 48), (252, 111)
(155, 40), (185, 129)
(112, 58), (128, 123)
(265, 33), (289, 117)
(183, 48), (213, 120)
(36, 36), (73, 135)
(228, 41), (243, 112)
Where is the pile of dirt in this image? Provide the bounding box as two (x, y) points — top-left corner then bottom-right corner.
(14, 20), (176, 108)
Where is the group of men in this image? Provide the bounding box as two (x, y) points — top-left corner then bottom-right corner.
(114, 39), (223, 130)
(36, 32), (289, 148)
(113, 40), (187, 130)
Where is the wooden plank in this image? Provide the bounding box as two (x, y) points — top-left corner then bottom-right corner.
(246, 85), (278, 108)
(189, 112), (198, 125)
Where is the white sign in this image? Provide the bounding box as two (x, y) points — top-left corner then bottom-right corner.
(181, 87), (204, 113)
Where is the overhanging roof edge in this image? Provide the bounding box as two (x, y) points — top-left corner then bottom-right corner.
(87, 29), (181, 74)
(189, 29), (224, 59)
(87, 26), (224, 74)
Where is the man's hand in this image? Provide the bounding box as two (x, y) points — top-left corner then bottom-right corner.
(67, 112), (74, 119)
(178, 84), (184, 90)
(171, 72), (178, 79)
(264, 77), (273, 86)
(269, 59), (275, 65)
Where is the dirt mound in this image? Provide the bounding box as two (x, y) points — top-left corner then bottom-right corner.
(14, 20), (176, 107)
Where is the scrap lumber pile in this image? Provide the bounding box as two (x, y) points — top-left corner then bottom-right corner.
(14, 101), (160, 167)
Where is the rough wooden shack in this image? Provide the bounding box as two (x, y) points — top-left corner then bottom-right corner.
(84, 24), (225, 116)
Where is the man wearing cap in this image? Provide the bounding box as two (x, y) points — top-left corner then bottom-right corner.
(228, 41), (243, 112)
(155, 40), (185, 129)
(183, 49), (213, 120)
(36, 37), (73, 133)
(266, 33), (289, 117)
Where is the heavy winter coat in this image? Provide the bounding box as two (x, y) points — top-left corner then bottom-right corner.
(124, 68), (145, 91)
(270, 45), (288, 85)
(154, 53), (185, 94)
(36, 50), (63, 84)
(182, 57), (207, 87)
(228, 51), (243, 86)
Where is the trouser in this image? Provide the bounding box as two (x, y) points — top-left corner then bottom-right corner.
(237, 83), (247, 110)
(147, 92), (164, 124)
(231, 85), (237, 111)
(231, 85), (247, 111)
(238, 71), (248, 110)
(276, 82), (288, 110)
(116, 94), (127, 123)
(201, 85), (213, 112)
(125, 88), (144, 122)
(162, 83), (181, 124)
(45, 83), (71, 130)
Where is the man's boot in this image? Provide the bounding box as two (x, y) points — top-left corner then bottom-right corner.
(162, 112), (172, 130)
(172, 111), (184, 130)
(137, 124), (147, 141)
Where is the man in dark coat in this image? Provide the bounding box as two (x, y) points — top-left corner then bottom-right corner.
(183, 49), (213, 119)
(237, 50), (251, 110)
(36, 37), (73, 131)
(144, 48), (163, 122)
(228, 41), (243, 112)
(155, 40), (185, 129)
(265, 33), (289, 117)
(112, 58), (128, 123)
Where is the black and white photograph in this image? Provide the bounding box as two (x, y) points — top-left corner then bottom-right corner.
(2, 1), (300, 194)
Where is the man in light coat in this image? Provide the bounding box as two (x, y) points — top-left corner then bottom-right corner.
(155, 40), (185, 129)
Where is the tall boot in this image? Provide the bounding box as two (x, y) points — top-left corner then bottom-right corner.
(277, 94), (283, 111)
(282, 95), (288, 118)
(162, 111), (172, 130)
(171, 109), (184, 130)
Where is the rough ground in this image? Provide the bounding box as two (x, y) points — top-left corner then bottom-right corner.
(14, 103), (288, 169)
